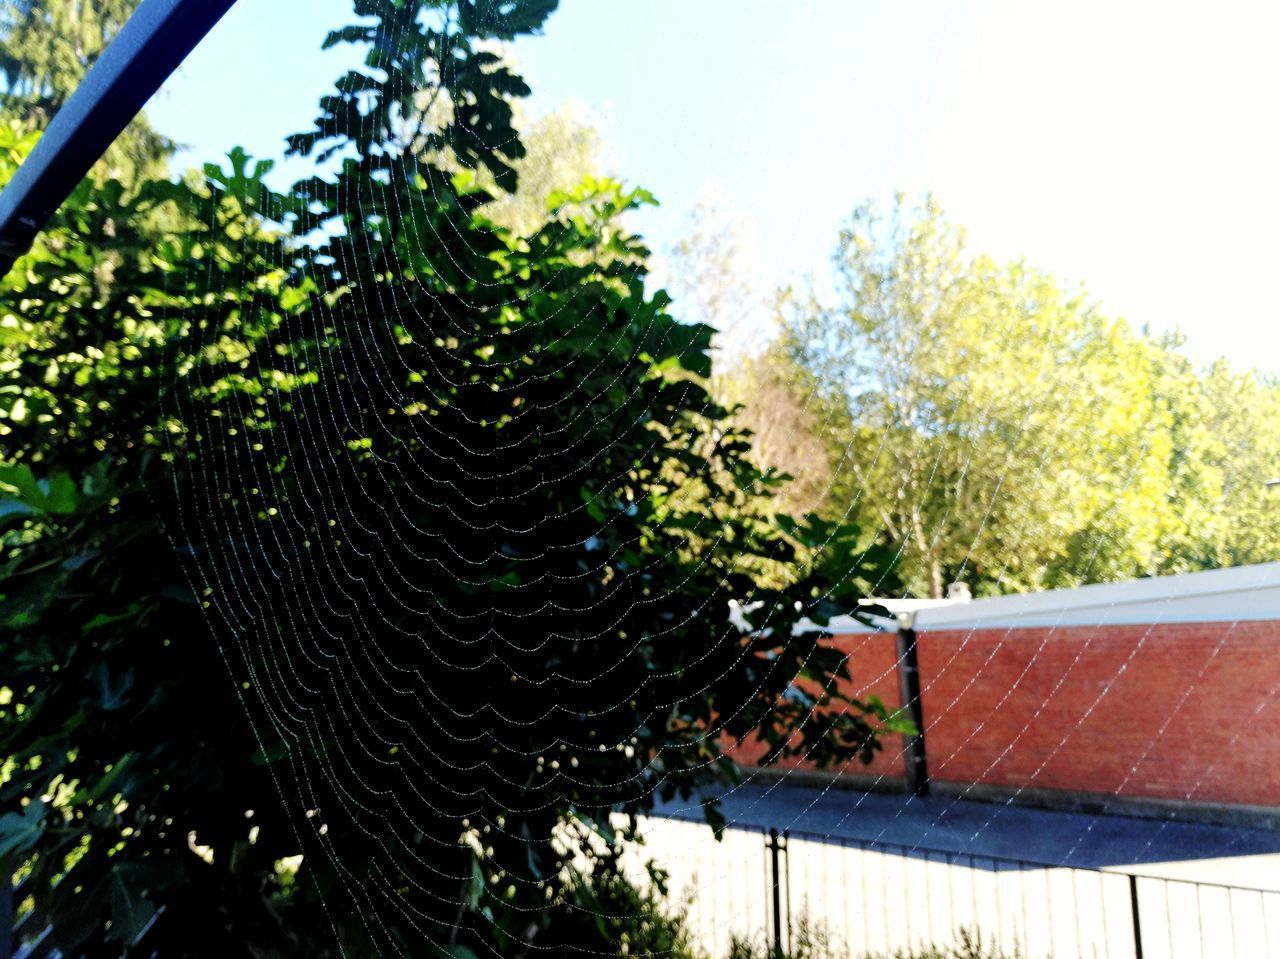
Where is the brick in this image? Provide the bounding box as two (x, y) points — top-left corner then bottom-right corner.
(728, 622), (1280, 807)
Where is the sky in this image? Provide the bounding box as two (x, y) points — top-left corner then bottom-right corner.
(146, 0), (1280, 372)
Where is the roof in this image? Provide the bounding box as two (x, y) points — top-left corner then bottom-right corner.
(826, 561), (1280, 633)
(651, 781), (1280, 887)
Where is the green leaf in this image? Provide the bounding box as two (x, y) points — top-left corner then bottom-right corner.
(0, 463), (80, 515)
(701, 798), (727, 841)
(0, 800), (44, 859)
(442, 947), (482, 959)
(107, 866), (159, 944)
(462, 850), (485, 909)
(95, 665), (135, 711)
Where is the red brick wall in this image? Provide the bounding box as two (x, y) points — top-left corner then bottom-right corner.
(733, 621), (1280, 808)
(730, 630), (908, 782)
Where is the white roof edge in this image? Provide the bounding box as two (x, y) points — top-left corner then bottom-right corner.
(828, 562), (1280, 633)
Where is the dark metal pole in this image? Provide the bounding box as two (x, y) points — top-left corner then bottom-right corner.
(782, 830), (792, 957)
(767, 828), (784, 957)
(0, 0), (240, 276)
(854, 603), (932, 797)
(1128, 874), (1144, 959)
(896, 615), (930, 797)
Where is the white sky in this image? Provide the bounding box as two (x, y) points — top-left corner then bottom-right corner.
(902, 2), (1280, 369)
(151, 0), (1280, 371)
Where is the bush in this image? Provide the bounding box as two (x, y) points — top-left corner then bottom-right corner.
(552, 865), (705, 959)
(866, 927), (1028, 959)
(727, 922), (1029, 959)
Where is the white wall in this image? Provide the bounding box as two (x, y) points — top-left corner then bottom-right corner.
(630, 816), (1280, 959)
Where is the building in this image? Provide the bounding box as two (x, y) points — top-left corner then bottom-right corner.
(732, 562), (1280, 822)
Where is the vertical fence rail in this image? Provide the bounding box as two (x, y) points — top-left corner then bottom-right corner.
(1130, 873), (1145, 959)
(767, 829), (785, 956)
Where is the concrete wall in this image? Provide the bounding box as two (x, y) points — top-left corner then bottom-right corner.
(732, 619), (1280, 809)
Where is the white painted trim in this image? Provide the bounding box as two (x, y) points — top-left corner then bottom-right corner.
(827, 562), (1280, 632)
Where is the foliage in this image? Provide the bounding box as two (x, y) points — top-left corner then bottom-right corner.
(713, 344), (839, 520)
(727, 912), (842, 959)
(0, 1), (902, 955)
(0, 0), (171, 182)
(862, 927), (1029, 959)
(0, 125), (317, 952)
(728, 921), (1029, 959)
(469, 103), (611, 237)
(663, 189), (860, 570)
(0, 0), (133, 107)
(551, 862), (704, 959)
(765, 194), (1279, 597)
(663, 186), (769, 357)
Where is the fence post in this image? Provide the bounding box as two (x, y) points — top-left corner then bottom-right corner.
(1128, 874), (1144, 959)
(783, 830), (792, 956)
(895, 616), (930, 797)
(766, 829), (787, 957)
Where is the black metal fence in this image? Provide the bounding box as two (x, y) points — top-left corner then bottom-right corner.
(8, 822), (1279, 959)
(631, 817), (1280, 959)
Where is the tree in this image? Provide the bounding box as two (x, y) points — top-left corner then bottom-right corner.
(423, 86), (610, 238)
(780, 194), (1221, 597)
(0, 0), (172, 183)
(0, 2), (902, 955)
(476, 103), (609, 236)
(1157, 355), (1280, 571)
(662, 190), (839, 518)
(713, 342), (838, 520)
(0, 0), (136, 113)
(663, 185), (770, 358)
(0, 119), (328, 950)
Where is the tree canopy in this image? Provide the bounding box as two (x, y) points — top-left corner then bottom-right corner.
(0, 0), (171, 182)
(731, 194), (1280, 597)
(0, 2), (901, 955)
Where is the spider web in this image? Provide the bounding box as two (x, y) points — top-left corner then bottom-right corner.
(92, 1), (1280, 956)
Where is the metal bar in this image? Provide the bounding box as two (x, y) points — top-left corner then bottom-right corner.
(0, 0), (239, 276)
(767, 829), (784, 957)
(782, 830), (791, 956)
(856, 603), (931, 796)
(762, 829), (772, 951)
(1129, 873), (1144, 959)
(896, 621), (931, 796)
